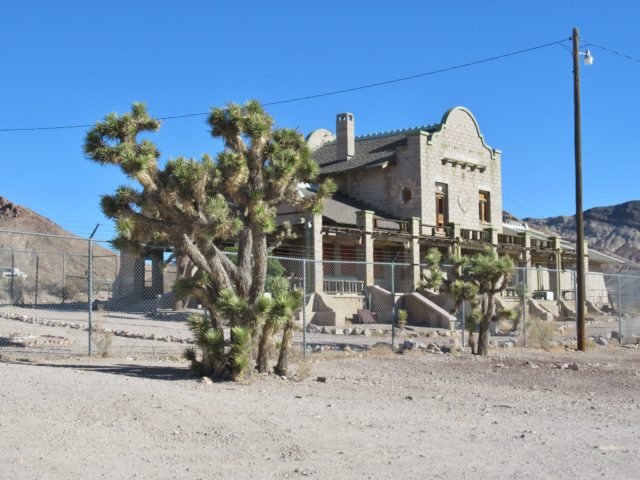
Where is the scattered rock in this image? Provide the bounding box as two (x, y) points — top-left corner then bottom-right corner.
(198, 376), (213, 385)
(402, 340), (416, 351)
(568, 362), (580, 371)
(316, 376), (327, 383)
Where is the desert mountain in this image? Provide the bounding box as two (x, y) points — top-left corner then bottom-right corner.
(0, 196), (116, 290)
(505, 200), (640, 272)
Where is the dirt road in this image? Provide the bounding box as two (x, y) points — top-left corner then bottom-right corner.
(1, 348), (639, 479)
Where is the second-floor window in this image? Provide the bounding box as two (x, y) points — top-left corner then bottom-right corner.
(435, 183), (448, 227)
(479, 191), (490, 222)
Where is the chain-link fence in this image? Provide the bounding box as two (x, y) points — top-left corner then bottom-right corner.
(2, 228), (640, 358)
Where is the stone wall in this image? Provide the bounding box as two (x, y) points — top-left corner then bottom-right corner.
(420, 107), (502, 231)
(335, 135), (422, 219)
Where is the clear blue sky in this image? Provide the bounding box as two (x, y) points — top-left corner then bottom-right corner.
(1, 0), (638, 240)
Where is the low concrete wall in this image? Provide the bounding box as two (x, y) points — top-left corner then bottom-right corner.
(308, 293), (365, 326)
(370, 285), (394, 323)
(404, 292), (456, 329)
(527, 299), (555, 322)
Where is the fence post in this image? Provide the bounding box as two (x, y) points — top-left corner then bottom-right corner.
(62, 252), (66, 304)
(617, 273), (623, 344)
(391, 261), (396, 351)
(10, 247), (15, 305)
(522, 267), (527, 348)
(35, 252), (39, 308)
(302, 257), (307, 358)
(88, 239), (94, 356)
(461, 300), (465, 350)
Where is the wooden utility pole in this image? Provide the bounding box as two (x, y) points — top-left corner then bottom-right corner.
(572, 27), (587, 351)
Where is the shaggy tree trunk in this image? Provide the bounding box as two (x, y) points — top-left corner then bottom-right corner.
(476, 296), (495, 356)
(476, 321), (490, 355)
(274, 322), (293, 377)
(467, 331), (476, 355)
(255, 322), (274, 373)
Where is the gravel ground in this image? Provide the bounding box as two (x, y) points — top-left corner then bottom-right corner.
(1, 347), (640, 479)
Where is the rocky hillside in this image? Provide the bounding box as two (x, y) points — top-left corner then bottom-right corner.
(509, 200), (640, 271)
(0, 196), (117, 294)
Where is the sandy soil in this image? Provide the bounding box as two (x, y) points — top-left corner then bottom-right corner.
(1, 347), (640, 479)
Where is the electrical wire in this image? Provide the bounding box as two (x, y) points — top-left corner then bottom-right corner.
(0, 38), (569, 133)
(583, 40), (640, 64)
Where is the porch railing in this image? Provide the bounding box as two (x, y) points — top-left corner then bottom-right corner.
(531, 238), (553, 250)
(373, 218), (409, 233)
(323, 278), (365, 295)
(460, 228), (489, 242)
(421, 224), (452, 238)
(498, 233), (524, 246)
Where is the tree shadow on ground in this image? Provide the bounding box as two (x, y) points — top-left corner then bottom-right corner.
(10, 361), (196, 381)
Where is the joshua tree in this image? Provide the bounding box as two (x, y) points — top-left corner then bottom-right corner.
(85, 101), (333, 377)
(422, 247), (514, 356)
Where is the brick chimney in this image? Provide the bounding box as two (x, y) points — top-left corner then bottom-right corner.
(336, 113), (355, 160)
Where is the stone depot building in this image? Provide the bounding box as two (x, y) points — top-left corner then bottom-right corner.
(275, 107), (621, 326)
(116, 107), (621, 328)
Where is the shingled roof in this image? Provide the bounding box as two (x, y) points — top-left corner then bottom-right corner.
(313, 124), (438, 174)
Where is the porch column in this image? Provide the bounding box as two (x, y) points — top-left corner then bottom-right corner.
(149, 250), (165, 297)
(356, 210), (374, 286)
(521, 232), (533, 289)
(310, 212), (324, 293)
(551, 236), (562, 301)
(410, 217), (421, 290)
(447, 222), (461, 257)
(484, 227), (498, 247)
(133, 255), (146, 293)
(583, 240), (590, 273)
(582, 240), (590, 300)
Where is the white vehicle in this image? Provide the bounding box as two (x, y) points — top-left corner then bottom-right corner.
(0, 267), (27, 279)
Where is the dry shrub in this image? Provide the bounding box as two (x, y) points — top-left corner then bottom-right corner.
(527, 319), (555, 350)
(289, 348), (313, 381)
(92, 321), (113, 357)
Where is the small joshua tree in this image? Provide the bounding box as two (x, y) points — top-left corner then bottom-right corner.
(422, 247), (514, 356)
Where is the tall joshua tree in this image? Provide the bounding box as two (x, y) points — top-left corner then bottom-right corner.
(84, 101), (334, 376)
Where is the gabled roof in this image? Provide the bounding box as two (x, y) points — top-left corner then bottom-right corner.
(313, 124), (438, 175)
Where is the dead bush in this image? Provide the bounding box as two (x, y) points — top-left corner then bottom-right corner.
(527, 319), (555, 350)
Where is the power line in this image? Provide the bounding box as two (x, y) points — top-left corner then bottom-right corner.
(0, 38), (569, 133)
(583, 40), (640, 64)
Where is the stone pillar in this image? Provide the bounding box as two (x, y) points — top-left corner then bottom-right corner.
(551, 237), (562, 301)
(133, 255), (146, 293)
(409, 217), (421, 290)
(310, 213), (324, 293)
(356, 210), (375, 286)
(150, 250), (165, 297)
(484, 227), (498, 253)
(446, 222), (460, 241)
(447, 222), (461, 258)
(521, 232), (533, 289)
(583, 240), (590, 273)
